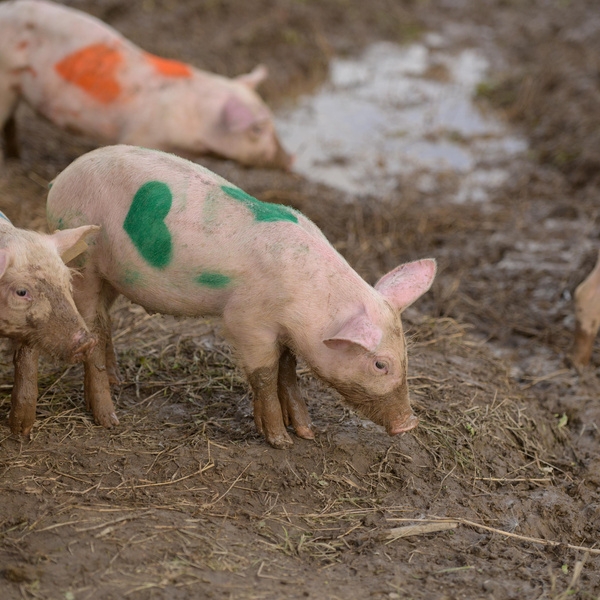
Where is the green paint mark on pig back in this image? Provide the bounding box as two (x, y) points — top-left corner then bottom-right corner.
(221, 185), (298, 223)
(196, 272), (231, 289)
(0, 211), (11, 223)
(124, 181), (173, 269)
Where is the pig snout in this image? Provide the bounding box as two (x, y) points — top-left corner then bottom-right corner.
(386, 413), (419, 436)
(69, 330), (97, 363)
(333, 382), (419, 437)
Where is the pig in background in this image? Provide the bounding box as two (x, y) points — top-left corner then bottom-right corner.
(46, 145), (436, 448)
(0, 0), (292, 169)
(571, 250), (600, 370)
(0, 209), (97, 436)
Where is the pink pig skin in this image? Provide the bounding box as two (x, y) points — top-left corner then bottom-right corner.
(0, 0), (291, 169)
(0, 213), (98, 436)
(46, 145), (436, 448)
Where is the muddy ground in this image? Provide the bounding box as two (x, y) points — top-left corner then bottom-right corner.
(1, 0), (600, 598)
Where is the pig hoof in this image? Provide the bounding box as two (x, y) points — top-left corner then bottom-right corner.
(95, 411), (120, 428)
(10, 424), (32, 438)
(294, 425), (315, 440)
(266, 431), (294, 449)
(8, 414), (34, 437)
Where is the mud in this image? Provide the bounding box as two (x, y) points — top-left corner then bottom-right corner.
(1, 1), (600, 598)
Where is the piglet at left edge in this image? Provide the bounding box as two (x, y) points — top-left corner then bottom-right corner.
(0, 210), (98, 436)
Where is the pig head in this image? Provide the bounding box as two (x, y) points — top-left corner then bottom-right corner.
(0, 221), (98, 362)
(199, 65), (292, 170)
(314, 260), (436, 435)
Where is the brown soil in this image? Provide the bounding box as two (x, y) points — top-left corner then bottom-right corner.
(1, 1), (600, 598)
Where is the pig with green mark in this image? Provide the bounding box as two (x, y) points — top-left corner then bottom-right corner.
(46, 145), (436, 448)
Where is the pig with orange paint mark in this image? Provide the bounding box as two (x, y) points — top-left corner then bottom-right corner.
(0, 0), (292, 169)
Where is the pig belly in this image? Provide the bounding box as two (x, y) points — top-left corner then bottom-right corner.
(21, 74), (126, 141)
(97, 245), (235, 319)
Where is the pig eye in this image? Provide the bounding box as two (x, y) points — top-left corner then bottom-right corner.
(15, 288), (31, 301)
(374, 360), (388, 374)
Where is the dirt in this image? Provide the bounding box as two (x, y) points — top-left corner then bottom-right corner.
(1, 0), (600, 598)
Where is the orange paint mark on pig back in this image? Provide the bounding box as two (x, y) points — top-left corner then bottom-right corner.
(145, 53), (192, 78)
(54, 43), (123, 104)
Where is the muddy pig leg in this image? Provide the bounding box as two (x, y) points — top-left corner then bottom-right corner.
(223, 312), (292, 448)
(277, 348), (313, 440)
(247, 358), (293, 449)
(74, 271), (119, 427)
(8, 343), (39, 436)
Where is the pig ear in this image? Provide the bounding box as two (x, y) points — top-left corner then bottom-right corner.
(375, 259), (437, 312)
(47, 225), (100, 263)
(236, 64), (268, 89)
(222, 96), (267, 132)
(323, 311), (383, 353)
(0, 248), (10, 279)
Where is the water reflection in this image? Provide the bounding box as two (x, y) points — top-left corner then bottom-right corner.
(277, 40), (527, 201)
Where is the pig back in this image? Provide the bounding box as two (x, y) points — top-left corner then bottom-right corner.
(47, 146), (340, 318)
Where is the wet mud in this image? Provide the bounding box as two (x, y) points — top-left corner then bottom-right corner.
(1, 1), (600, 598)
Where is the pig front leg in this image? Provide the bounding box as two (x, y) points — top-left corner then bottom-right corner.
(248, 360), (294, 449)
(8, 343), (39, 436)
(84, 333), (119, 428)
(74, 273), (120, 427)
(224, 315), (293, 448)
(277, 349), (314, 440)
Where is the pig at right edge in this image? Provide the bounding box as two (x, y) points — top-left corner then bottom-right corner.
(571, 250), (600, 369)
(47, 145), (437, 448)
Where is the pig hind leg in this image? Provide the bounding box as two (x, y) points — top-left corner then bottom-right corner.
(74, 271), (120, 427)
(102, 286), (122, 385)
(277, 348), (314, 440)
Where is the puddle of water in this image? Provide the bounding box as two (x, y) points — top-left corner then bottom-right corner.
(277, 39), (527, 201)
